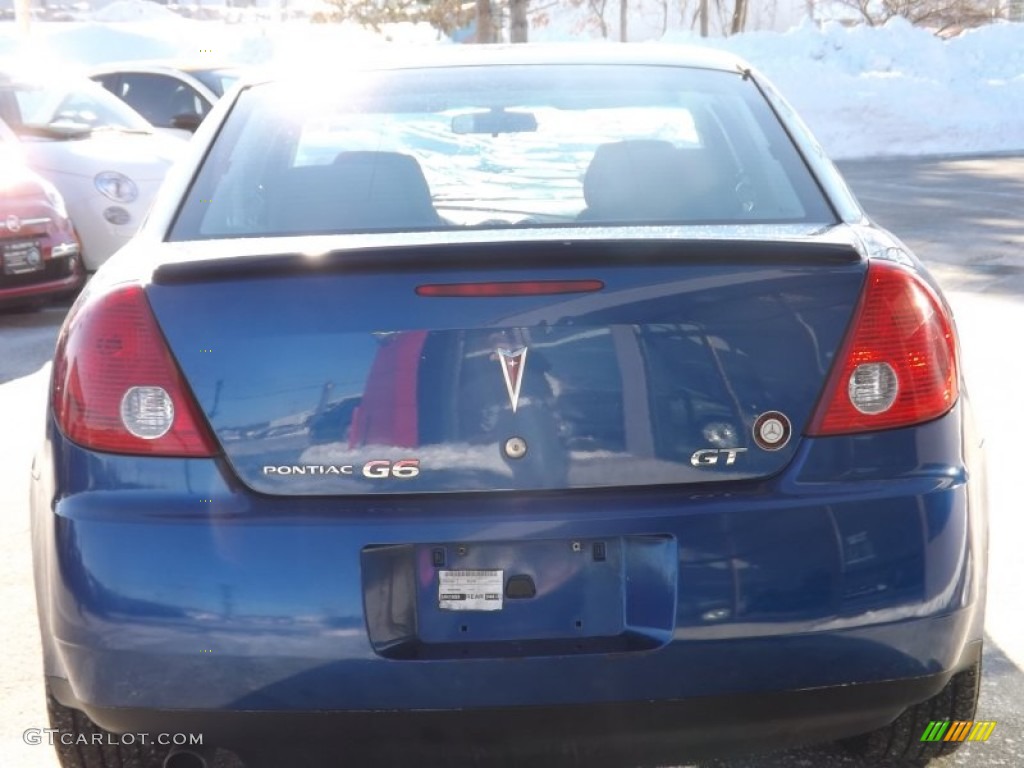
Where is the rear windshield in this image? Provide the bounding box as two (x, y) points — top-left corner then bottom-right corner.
(191, 68), (240, 98)
(0, 80), (152, 134)
(169, 64), (835, 240)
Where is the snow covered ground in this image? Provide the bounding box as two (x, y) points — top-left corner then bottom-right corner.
(1, 6), (1022, 160)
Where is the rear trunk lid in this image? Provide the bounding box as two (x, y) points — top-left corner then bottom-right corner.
(144, 230), (866, 495)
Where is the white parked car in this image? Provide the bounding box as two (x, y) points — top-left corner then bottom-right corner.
(0, 71), (186, 271)
(90, 62), (242, 135)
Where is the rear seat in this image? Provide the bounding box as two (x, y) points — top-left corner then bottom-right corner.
(270, 150), (443, 232)
(579, 139), (736, 223)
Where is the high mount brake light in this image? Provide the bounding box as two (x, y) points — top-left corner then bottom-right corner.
(52, 284), (217, 457)
(808, 260), (959, 436)
(416, 280), (604, 297)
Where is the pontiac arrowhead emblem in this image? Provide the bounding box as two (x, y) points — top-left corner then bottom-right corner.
(497, 347), (528, 413)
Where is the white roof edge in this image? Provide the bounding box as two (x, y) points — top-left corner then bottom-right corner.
(236, 43), (754, 90)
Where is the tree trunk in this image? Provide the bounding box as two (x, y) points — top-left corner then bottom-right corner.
(619, 0), (628, 41)
(476, 0), (495, 43)
(510, 0), (529, 42)
(14, 0), (31, 36)
(699, 0), (709, 36)
(730, 0), (748, 33)
(589, 0), (610, 37)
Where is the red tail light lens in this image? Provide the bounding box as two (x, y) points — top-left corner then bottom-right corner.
(416, 280), (604, 297)
(52, 284), (217, 457)
(807, 261), (959, 436)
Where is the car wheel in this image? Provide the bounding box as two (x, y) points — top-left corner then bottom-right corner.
(45, 681), (171, 768)
(842, 654), (982, 765)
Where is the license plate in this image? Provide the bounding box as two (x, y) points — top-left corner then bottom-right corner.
(439, 569), (504, 611)
(2, 241), (44, 275)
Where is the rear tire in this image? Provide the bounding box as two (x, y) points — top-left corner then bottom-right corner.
(46, 681), (171, 768)
(45, 681), (245, 768)
(841, 654), (982, 765)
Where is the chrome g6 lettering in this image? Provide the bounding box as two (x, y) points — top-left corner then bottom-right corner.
(362, 459), (420, 479)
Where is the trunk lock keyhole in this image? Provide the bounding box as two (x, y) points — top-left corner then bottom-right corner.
(504, 436), (528, 459)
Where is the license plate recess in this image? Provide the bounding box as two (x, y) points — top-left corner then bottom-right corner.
(361, 535), (676, 659)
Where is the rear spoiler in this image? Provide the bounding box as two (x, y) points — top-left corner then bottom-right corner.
(153, 236), (863, 285)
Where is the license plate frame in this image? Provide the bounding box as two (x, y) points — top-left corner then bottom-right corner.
(2, 240), (44, 275)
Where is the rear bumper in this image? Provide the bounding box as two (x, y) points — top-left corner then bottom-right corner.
(32, 404), (986, 753)
(50, 642), (981, 766)
(0, 251), (83, 304)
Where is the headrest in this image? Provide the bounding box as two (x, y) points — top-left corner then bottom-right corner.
(330, 151), (438, 228)
(582, 140), (690, 222)
(272, 151), (440, 232)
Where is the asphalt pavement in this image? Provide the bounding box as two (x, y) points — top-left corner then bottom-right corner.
(1, 154), (1022, 768)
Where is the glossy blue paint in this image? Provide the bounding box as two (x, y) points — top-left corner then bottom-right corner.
(32, 398), (984, 711)
(144, 249), (867, 495)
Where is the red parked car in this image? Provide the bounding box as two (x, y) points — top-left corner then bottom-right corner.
(0, 126), (84, 310)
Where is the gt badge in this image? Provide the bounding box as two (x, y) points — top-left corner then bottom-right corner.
(497, 347), (528, 412)
(691, 448), (747, 467)
(753, 411), (792, 451)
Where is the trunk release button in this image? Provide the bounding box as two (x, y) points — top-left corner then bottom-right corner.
(505, 574), (537, 599)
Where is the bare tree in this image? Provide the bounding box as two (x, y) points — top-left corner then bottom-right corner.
(509, 0), (530, 40)
(527, 0), (562, 31)
(322, 0), (474, 36)
(657, 0), (670, 34)
(476, 0), (497, 41)
(14, 0), (31, 35)
(832, 0), (997, 32)
(576, 0), (610, 37)
(619, 0), (628, 40)
(730, 0), (748, 33)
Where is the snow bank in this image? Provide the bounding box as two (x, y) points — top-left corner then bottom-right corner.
(529, 11), (1024, 158)
(1, 14), (1021, 159)
(0, 18), (442, 71)
(233, 21), (446, 66)
(667, 17), (1024, 158)
(91, 0), (180, 23)
(0, 23), (185, 68)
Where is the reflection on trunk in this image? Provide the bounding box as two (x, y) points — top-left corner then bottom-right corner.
(146, 249), (865, 495)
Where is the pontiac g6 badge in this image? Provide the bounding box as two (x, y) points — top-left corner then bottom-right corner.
(497, 347), (528, 412)
(262, 460), (420, 478)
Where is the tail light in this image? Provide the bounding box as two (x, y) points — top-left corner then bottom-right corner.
(52, 284), (217, 457)
(807, 260), (958, 436)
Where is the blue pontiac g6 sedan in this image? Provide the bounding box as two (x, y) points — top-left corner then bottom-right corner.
(31, 45), (987, 768)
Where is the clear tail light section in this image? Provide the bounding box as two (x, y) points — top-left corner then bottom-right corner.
(807, 260), (959, 436)
(52, 284), (217, 456)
